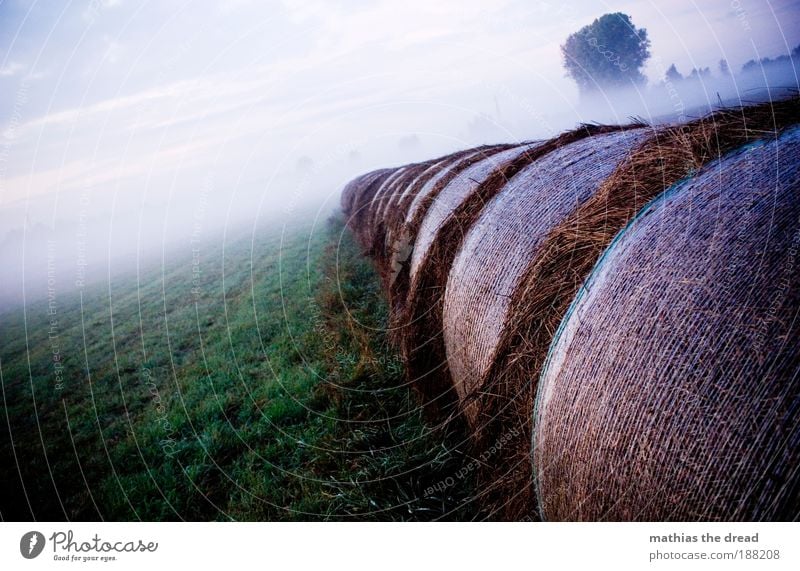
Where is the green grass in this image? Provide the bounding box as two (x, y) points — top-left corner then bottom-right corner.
(0, 214), (478, 521)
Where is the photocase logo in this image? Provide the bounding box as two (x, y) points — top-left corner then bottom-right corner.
(20, 531), (45, 559)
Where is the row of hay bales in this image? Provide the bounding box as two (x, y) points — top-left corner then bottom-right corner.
(339, 96), (800, 521)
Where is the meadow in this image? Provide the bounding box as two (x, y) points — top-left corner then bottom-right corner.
(0, 214), (477, 521)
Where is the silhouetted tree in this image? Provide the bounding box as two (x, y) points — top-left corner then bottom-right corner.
(665, 63), (683, 82)
(561, 12), (651, 94)
(688, 67), (712, 80)
(742, 43), (800, 73)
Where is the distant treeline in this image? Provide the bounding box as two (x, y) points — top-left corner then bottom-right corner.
(665, 43), (800, 82)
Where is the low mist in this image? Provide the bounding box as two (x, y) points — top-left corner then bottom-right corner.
(1, 0), (799, 309)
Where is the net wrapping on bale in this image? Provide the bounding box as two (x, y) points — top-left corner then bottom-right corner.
(382, 147), (511, 294)
(456, 98), (800, 520)
(396, 125), (644, 421)
(388, 143), (546, 417)
(369, 162), (438, 280)
(534, 127), (800, 521)
(386, 145), (518, 318)
(346, 168), (399, 249)
(386, 147), (504, 233)
(336, 96), (800, 522)
(444, 129), (649, 413)
(360, 166), (412, 249)
(409, 144), (541, 282)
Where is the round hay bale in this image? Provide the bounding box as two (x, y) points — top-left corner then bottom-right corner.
(334, 98), (799, 520)
(463, 97), (799, 520)
(342, 168), (391, 217)
(377, 151), (493, 291)
(377, 147), (514, 331)
(395, 144), (540, 409)
(443, 128), (648, 413)
(340, 174), (363, 214)
(400, 125), (643, 419)
(381, 153), (477, 273)
(369, 161), (437, 279)
(534, 126), (800, 521)
(347, 168), (398, 248)
(438, 128), (647, 519)
(383, 147), (506, 252)
(378, 158), (449, 227)
(366, 167), (407, 226)
(408, 143), (541, 284)
(387, 146), (516, 313)
(402, 147), (514, 241)
(359, 166), (409, 249)
(374, 161), (435, 228)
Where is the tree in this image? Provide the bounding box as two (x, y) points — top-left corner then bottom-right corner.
(688, 67), (711, 80)
(719, 59), (729, 74)
(561, 12), (651, 94)
(665, 63), (683, 82)
(742, 43), (800, 73)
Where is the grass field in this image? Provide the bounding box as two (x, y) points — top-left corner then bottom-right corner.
(0, 214), (478, 521)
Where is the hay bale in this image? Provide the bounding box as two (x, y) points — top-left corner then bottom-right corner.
(378, 151), (493, 292)
(380, 155), (470, 265)
(357, 166), (409, 248)
(369, 162), (437, 278)
(534, 126), (800, 521)
(368, 150), (507, 282)
(365, 166), (406, 227)
(462, 97), (800, 520)
(346, 168), (398, 248)
(373, 162), (434, 228)
(378, 148), (510, 321)
(387, 146), (516, 310)
(402, 147), (515, 242)
(395, 144), (540, 407)
(378, 159), (446, 227)
(398, 125), (643, 419)
(339, 174), (362, 214)
(342, 168), (390, 217)
(441, 128), (647, 406)
(384, 147), (504, 250)
(408, 143), (541, 284)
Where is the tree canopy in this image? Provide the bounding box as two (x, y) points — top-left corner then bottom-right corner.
(561, 13), (651, 94)
(665, 63), (682, 82)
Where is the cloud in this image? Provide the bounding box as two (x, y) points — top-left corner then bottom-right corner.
(1, 0), (799, 213)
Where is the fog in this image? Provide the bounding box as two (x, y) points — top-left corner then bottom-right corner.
(1, 0), (799, 308)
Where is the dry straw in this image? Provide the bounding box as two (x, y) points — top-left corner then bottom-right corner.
(387, 149), (495, 235)
(387, 145), (516, 317)
(534, 126), (800, 521)
(398, 124), (642, 418)
(397, 143), (543, 413)
(341, 168), (391, 223)
(440, 128), (648, 516)
(338, 96), (799, 521)
(369, 161), (437, 280)
(462, 97), (800, 520)
(346, 168), (398, 249)
(382, 148), (508, 287)
(359, 166), (411, 249)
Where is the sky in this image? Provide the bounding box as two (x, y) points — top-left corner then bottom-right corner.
(0, 0), (799, 305)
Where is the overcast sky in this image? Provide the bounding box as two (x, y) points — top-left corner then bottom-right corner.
(0, 0), (798, 306)
(2, 0), (799, 207)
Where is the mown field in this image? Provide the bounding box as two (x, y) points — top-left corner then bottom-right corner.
(0, 214), (477, 521)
